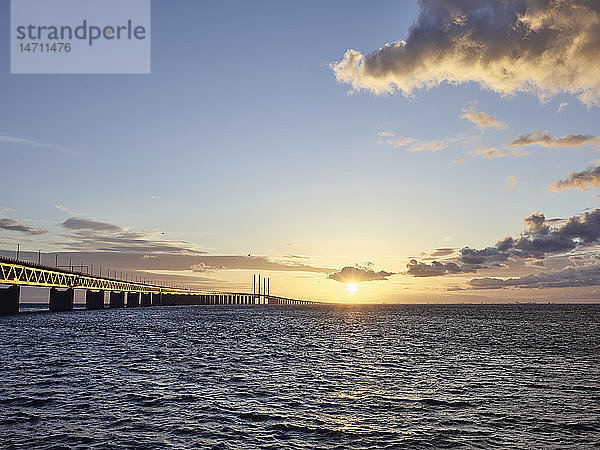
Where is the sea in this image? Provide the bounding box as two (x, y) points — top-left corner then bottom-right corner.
(0, 304), (599, 448)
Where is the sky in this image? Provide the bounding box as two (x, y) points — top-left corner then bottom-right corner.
(1, 0), (600, 303)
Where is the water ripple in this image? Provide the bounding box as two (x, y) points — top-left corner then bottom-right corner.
(0, 304), (599, 448)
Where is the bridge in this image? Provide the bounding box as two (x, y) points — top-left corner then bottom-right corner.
(0, 257), (318, 314)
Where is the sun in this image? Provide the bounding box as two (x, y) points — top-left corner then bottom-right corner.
(347, 283), (358, 293)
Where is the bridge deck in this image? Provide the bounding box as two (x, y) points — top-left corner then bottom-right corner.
(0, 257), (317, 305)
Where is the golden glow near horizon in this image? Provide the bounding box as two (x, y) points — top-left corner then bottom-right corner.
(347, 283), (358, 294)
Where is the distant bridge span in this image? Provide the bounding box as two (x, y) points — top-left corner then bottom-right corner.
(0, 257), (318, 314)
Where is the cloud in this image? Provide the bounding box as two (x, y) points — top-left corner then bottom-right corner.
(461, 105), (507, 129)
(550, 165), (600, 192)
(62, 217), (123, 233)
(191, 262), (224, 272)
(332, 0), (600, 106)
(468, 262), (600, 289)
(431, 248), (456, 258)
(469, 145), (528, 159)
(407, 209), (600, 276)
(0, 218), (47, 236)
(510, 131), (600, 148)
(54, 204), (84, 217)
(328, 265), (395, 283)
(523, 212), (549, 234)
(59, 217), (203, 255)
(557, 102), (568, 114)
(378, 131), (466, 152)
(406, 259), (472, 277)
(0, 134), (71, 153)
(504, 175), (519, 190)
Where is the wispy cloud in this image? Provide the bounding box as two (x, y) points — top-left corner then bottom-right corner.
(469, 145), (528, 159)
(54, 204), (85, 216)
(332, 1), (600, 105)
(504, 175), (519, 191)
(377, 132), (466, 152)
(557, 102), (568, 114)
(510, 131), (600, 148)
(0, 133), (71, 154)
(0, 218), (47, 236)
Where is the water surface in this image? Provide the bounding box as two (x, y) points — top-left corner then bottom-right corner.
(1, 304), (599, 448)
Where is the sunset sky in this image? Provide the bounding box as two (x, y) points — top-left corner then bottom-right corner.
(1, 0), (600, 303)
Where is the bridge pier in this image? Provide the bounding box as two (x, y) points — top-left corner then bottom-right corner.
(0, 285), (19, 315)
(50, 288), (74, 312)
(141, 293), (151, 306)
(86, 290), (104, 310)
(151, 292), (162, 306)
(110, 291), (125, 308)
(127, 292), (140, 307)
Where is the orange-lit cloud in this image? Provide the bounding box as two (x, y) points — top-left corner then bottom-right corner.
(461, 105), (507, 130)
(550, 165), (600, 192)
(510, 131), (600, 148)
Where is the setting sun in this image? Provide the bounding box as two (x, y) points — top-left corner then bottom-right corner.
(347, 283), (358, 293)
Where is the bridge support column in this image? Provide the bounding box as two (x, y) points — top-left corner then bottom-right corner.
(0, 285), (19, 315)
(86, 290), (104, 310)
(141, 293), (151, 306)
(151, 292), (162, 306)
(50, 288), (74, 312)
(110, 291), (125, 308)
(127, 292), (139, 307)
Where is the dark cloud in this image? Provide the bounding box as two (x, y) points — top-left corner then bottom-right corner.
(407, 209), (600, 277)
(62, 217), (123, 233)
(57, 233), (204, 255)
(0, 218), (47, 236)
(430, 248), (456, 258)
(550, 165), (600, 192)
(328, 266), (395, 283)
(406, 259), (472, 277)
(510, 131), (600, 148)
(58, 217), (202, 255)
(468, 263), (600, 289)
(333, 0), (600, 105)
